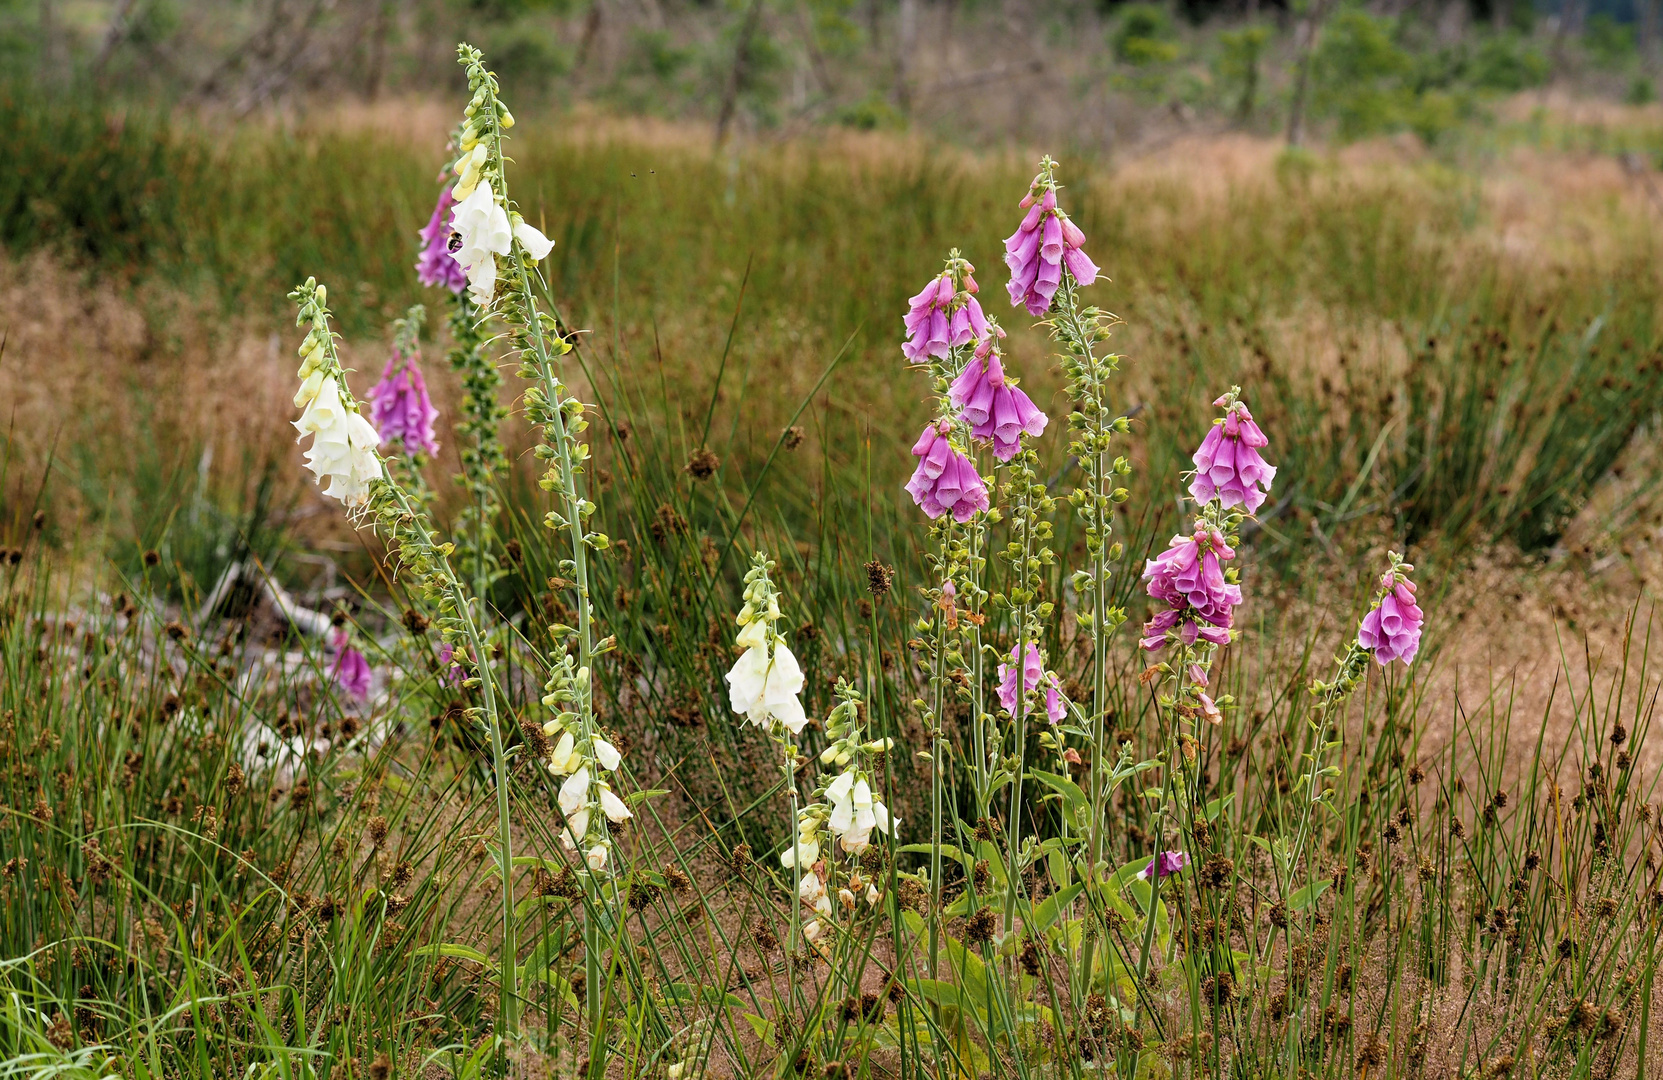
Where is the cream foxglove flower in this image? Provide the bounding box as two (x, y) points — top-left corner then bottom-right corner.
(452, 143), (488, 201)
(560, 808), (588, 852)
(598, 784), (632, 823)
(586, 845), (608, 871)
(294, 369), (325, 409)
(514, 219), (554, 261)
(559, 766), (590, 817)
(593, 737), (622, 771)
(725, 643), (807, 734)
(780, 820), (820, 869)
(780, 837), (819, 869)
(546, 730), (578, 775)
(449, 183), (512, 307)
(293, 376), (382, 508)
(734, 618), (769, 651)
(803, 919), (824, 942)
(865, 883), (880, 905)
(827, 772), (890, 853)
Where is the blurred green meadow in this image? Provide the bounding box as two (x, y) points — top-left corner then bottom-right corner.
(7, 90), (1663, 579)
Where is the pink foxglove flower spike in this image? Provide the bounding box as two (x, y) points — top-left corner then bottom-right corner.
(903, 256), (987, 363)
(949, 332), (1048, 461)
(1358, 556), (1423, 666)
(1191, 388), (1277, 513)
(330, 629), (372, 701)
(368, 348), (441, 459)
(416, 185), (468, 295)
(1005, 158), (1099, 317)
(906, 421), (990, 523)
(1141, 525), (1242, 652)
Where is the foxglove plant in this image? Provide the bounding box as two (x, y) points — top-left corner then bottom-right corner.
(900, 251), (995, 980)
(287, 279), (520, 1041)
(447, 46), (611, 1046)
(969, 324), (1058, 935)
(1272, 552), (1426, 1036)
(1002, 160), (1137, 997)
(368, 305), (441, 461)
(1123, 390), (1272, 1057)
(792, 681), (893, 949)
(724, 554), (817, 983)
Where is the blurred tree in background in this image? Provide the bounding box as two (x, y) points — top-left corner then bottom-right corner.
(0, 0), (1657, 148)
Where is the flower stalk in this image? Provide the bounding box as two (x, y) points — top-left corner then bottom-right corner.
(450, 44), (604, 1047)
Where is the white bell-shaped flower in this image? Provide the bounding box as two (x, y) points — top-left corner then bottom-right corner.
(780, 833), (820, 869)
(586, 844), (608, 871)
(560, 808), (588, 852)
(546, 731), (578, 775)
(724, 643), (807, 734)
(513, 219), (554, 261)
(598, 784), (632, 823)
(735, 618), (768, 650)
(593, 737), (622, 771)
(558, 766), (590, 817)
(826, 769), (858, 835)
(449, 183), (512, 307)
(294, 376), (382, 508)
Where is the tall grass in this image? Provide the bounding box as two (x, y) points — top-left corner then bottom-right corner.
(4, 92), (1663, 566)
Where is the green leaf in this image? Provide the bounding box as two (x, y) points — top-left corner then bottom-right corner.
(1031, 883), (1083, 934)
(665, 982), (745, 1010)
(1202, 793), (1236, 821)
(741, 1011), (777, 1047)
(1289, 879), (1331, 912)
(626, 788), (669, 805)
(1028, 769), (1089, 822)
(899, 843), (973, 869)
(413, 943), (497, 973)
(976, 841), (1008, 887)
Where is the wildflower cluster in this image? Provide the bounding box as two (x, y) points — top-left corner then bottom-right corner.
(1358, 555), (1424, 665)
(949, 331), (1048, 460)
(1140, 387), (1276, 725)
(1189, 391), (1276, 512)
(545, 683), (630, 870)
